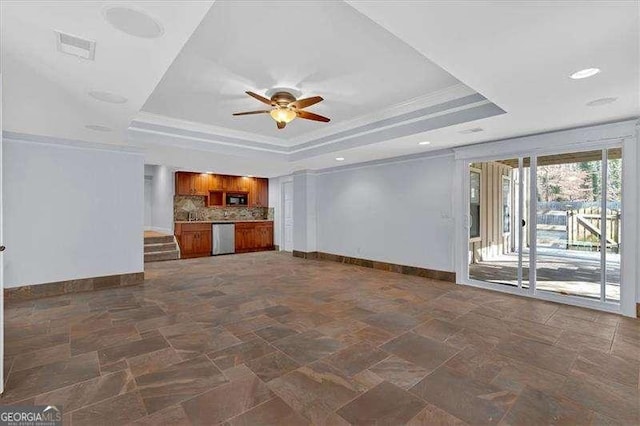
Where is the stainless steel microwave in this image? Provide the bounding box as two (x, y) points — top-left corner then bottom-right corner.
(226, 193), (248, 206)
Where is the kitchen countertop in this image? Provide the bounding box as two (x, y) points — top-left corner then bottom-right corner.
(175, 220), (273, 224)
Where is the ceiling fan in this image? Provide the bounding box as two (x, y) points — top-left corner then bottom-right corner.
(233, 91), (330, 129)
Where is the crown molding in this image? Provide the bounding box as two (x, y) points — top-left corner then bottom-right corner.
(128, 85), (502, 162)
(2, 130), (144, 154)
(288, 83), (475, 145)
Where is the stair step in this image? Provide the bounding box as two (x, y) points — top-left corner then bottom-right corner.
(144, 235), (175, 245)
(144, 242), (177, 253)
(144, 250), (179, 263)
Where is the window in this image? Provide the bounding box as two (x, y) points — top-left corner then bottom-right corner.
(470, 169), (480, 239)
(502, 175), (511, 234)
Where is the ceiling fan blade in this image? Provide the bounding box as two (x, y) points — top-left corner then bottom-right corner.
(296, 110), (330, 122)
(245, 91), (274, 106)
(232, 110), (270, 116)
(276, 121), (286, 129)
(289, 96), (323, 109)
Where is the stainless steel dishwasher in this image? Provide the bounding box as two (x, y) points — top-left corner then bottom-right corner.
(212, 223), (235, 255)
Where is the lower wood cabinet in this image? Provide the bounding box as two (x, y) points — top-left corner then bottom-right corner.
(235, 221), (274, 253)
(175, 223), (212, 258)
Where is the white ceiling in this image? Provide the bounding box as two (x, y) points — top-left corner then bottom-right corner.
(2, 1), (638, 177)
(1, 1), (213, 144)
(141, 0), (460, 140)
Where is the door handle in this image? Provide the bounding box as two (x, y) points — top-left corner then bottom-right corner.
(521, 219), (526, 227)
(0, 245), (5, 251)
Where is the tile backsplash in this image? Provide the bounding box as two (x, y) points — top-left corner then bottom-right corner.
(174, 195), (271, 221)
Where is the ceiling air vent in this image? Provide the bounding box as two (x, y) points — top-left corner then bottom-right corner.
(55, 31), (96, 60)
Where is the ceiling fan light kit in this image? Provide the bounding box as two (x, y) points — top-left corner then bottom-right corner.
(233, 90), (330, 129)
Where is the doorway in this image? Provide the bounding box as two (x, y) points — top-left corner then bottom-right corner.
(465, 147), (623, 312)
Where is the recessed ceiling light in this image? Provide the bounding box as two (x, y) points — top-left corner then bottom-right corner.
(247, 175), (254, 177)
(459, 128), (483, 134)
(85, 124), (112, 132)
(335, 157), (345, 161)
(418, 141), (431, 145)
(206, 171), (214, 174)
(586, 97), (617, 107)
(570, 68), (601, 79)
(103, 6), (164, 39)
(88, 90), (128, 104)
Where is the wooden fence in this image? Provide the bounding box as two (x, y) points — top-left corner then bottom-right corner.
(566, 208), (620, 252)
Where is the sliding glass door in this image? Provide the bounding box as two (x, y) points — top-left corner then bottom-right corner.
(466, 147), (622, 309)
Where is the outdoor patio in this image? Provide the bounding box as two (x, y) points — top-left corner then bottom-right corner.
(469, 248), (620, 301)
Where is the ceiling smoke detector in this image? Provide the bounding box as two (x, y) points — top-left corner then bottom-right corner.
(55, 31), (96, 60)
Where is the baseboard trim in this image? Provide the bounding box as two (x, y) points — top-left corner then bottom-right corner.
(293, 251), (456, 283)
(4, 272), (145, 301)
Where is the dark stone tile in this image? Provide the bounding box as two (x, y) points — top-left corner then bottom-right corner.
(137, 355), (227, 413)
(272, 330), (345, 364)
(338, 381), (426, 425)
(110, 305), (166, 324)
(128, 404), (191, 426)
(382, 332), (459, 371)
(165, 327), (242, 359)
(268, 361), (366, 424)
(181, 374), (273, 424)
(571, 347), (639, 388)
(410, 367), (517, 425)
(5, 332), (69, 357)
(228, 396), (309, 426)
(255, 324), (299, 343)
(208, 338), (275, 370)
(406, 402), (467, 425)
(72, 391), (147, 425)
(324, 342), (388, 376)
(559, 373), (639, 424)
(70, 324), (140, 355)
(413, 318), (462, 342)
(34, 370), (136, 412)
(246, 351), (300, 382)
(11, 344), (70, 372)
(127, 347), (183, 377)
(503, 386), (593, 426)
(3, 352), (100, 403)
(369, 355), (430, 390)
(363, 311), (421, 333)
(496, 335), (576, 375)
(98, 335), (169, 368)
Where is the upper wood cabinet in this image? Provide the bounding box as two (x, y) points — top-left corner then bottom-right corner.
(255, 178), (269, 207)
(175, 172), (209, 196)
(175, 172), (268, 207)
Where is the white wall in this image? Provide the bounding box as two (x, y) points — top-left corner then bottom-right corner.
(144, 164), (175, 235)
(315, 154), (455, 272)
(3, 139), (144, 287)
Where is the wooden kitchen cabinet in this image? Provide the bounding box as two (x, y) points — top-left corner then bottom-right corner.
(175, 172), (209, 196)
(175, 223), (211, 258)
(175, 172), (268, 206)
(235, 221), (274, 253)
(255, 178), (269, 207)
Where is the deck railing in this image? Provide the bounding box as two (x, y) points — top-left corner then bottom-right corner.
(566, 208), (620, 252)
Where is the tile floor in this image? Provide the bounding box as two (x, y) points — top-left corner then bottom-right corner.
(3, 252), (639, 425)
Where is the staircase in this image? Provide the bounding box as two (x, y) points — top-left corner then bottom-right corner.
(144, 233), (180, 262)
